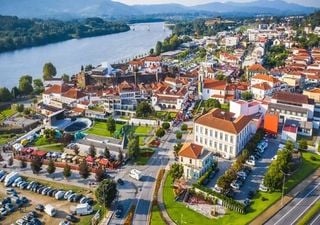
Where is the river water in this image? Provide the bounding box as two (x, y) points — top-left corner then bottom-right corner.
(0, 22), (171, 88)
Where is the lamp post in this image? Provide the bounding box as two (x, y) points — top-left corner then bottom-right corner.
(280, 169), (290, 206)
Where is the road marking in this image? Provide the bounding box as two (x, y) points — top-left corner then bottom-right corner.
(310, 213), (320, 225)
(290, 194), (320, 225)
(273, 181), (320, 225)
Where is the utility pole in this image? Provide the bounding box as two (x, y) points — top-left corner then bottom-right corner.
(281, 170), (290, 206)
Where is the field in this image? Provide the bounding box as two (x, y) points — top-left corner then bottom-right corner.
(0, 108), (16, 122)
(85, 121), (125, 137)
(161, 152), (320, 225)
(135, 148), (155, 165)
(150, 205), (166, 225)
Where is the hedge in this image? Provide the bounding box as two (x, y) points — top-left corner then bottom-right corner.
(192, 183), (246, 214)
(197, 166), (214, 185)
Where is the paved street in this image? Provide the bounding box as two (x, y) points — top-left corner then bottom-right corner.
(308, 212), (320, 225)
(264, 177), (320, 225)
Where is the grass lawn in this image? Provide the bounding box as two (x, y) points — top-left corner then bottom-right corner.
(78, 205), (107, 225)
(135, 148), (155, 165)
(85, 121), (124, 137)
(37, 143), (64, 152)
(221, 103), (230, 111)
(134, 126), (153, 135)
(150, 205), (166, 225)
(0, 108), (16, 121)
(163, 152), (320, 225)
(296, 200), (320, 225)
(0, 133), (19, 144)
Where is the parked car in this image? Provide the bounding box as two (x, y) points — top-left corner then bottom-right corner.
(246, 159), (256, 166)
(44, 204), (56, 217)
(259, 184), (269, 192)
(117, 179), (124, 185)
(66, 214), (78, 222)
(231, 181), (240, 190)
(59, 221), (71, 225)
(115, 205), (123, 218)
(213, 184), (222, 193)
(35, 204), (44, 212)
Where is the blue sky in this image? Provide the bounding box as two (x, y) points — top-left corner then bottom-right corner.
(115, 0), (320, 7)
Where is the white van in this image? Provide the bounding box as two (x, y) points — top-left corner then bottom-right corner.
(129, 169), (142, 181)
(55, 191), (65, 200)
(74, 203), (93, 216)
(45, 204), (57, 217)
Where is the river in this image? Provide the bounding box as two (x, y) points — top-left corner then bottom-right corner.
(0, 22), (171, 88)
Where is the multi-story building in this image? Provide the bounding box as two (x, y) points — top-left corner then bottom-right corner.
(194, 108), (253, 159)
(178, 143), (214, 180)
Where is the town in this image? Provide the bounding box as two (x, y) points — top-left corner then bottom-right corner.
(0, 11), (320, 225)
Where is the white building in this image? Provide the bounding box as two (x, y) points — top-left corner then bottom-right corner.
(194, 108), (253, 159)
(178, 143), (214, 180)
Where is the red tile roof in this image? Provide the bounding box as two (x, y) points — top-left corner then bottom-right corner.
(195, 108), (252, 134)
(272, 91), (309, 104)
(62, 88), (86, 99)
(251, 82), (272, 91)
(248, 63), (267, 72)
(178, 143), (203, 159)
(252, 74), (280, 84)
(44, 84), (70, 94)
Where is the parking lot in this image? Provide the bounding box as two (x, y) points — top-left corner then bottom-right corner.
(233, 137), (279, 201)
(207, 158), (233, 188)
(0, 185), (77, 225)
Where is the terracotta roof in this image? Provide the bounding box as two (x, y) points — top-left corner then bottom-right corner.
(251, 82), (272, 91)
(178, 143), (203, 159)
(44, 84), (70, 94)
(203, 79), (226, 90)
(283, 124), (298, 133)
(248, 63), (267, 72)
(272, 91), (310, 104)
(306, 88), (320, 94)
(62, 88), (87, 99)
(252, 74), (280, 84)
(195, 108), (252, 134)
(144, 56), (161, 62)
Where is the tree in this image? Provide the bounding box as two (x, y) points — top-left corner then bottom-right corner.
(8, 157), (13, 166)
(205, 99), (221, 109)
(89, 145), (96, 158)
(104, 147), (111, 159)
(181, 124), (188, 131)
(15, 104), (24, 113)
(79, 160), (90, 179)
(43, 62), (57, 80)
(0, 87), (13, 102)
(95, 166), (105, 182)
(136, 101), (154, 118)
(170, 163), (184, 181)
(107, 117), (116, 135)
(47, 159), (56, 175)
(24, 108), (31, 116)
(173, 143), (183, 155)
(11, 86), (20, 99)
(155, 41), (162, 56)
(20, 158), (27, 168)
(31, 156), (42, 174)
(241, 91), (253, 100)
(216, 71), (225, 81)
(95, 179), (117, 207)
(61, 74), (70, 82)
(128, 136), (140, 158)
(118, 149), (123, 162)
(63, 164), (72, 179)
(33, 79), (44, 94)
(162, 122), (170, 130)
(156, 128), (165, 138)
(149, 48), (154, 55)
(298, 139), (308, 151)
(176, 131), (182, 140)
(19, 75), (33, 95)
(285, 140), (294, 151)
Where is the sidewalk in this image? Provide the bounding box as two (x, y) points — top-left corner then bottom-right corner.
(157, 170), (176, 225)
(249, 168), (320, 225)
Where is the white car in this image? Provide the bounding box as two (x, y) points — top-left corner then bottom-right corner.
(249, 155), (255, 161)
(231, 181), (240, 190)
(271, 155), (278, 161)
(259, 184), (269, 192)
(213, 184), (222, 193)
(246, 159), (256, 166)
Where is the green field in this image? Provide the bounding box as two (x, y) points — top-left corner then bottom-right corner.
(0, 133), (19, 144)
(134, 126), (153, 135)
(150, 205), (166, 225)
(135, 148), (155, 165)
(0, 108), (16, 121)
(85, 121), (125, 137)
(161, 152), (320, 225)
(37, 143), (64, 152)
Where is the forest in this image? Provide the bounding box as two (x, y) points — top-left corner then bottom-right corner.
(0, 16), (130, 53)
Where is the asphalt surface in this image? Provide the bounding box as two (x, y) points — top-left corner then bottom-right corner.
(264, 177), (320, 225)
(234, 138), (279, 201)
(309, 212), (320, 225)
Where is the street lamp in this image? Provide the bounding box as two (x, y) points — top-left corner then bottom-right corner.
(280, 169), (290, 206)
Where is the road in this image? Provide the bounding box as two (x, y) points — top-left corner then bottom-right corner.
(108, 126), (179, 225)
(309, 212), (320, 225)
(264, 177), (320, 225)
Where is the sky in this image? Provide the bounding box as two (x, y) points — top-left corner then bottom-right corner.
(115, 0), (320, 7)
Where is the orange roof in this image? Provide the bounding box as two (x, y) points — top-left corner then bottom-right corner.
(178, 143), (203, 159)
(62, 88), (86, 99)
(306, 88), (320, 94)
(44, 84), (70, 94)
(252, 74), (279, 84)
(144, 56), (161, 62)
(195, 108), (252, 134)
(203, 79), (226, 90)
(251, 82), (272, 91)
(248, 63), (267, 72)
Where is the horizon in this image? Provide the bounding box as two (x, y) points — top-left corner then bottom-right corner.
(114, 0), (320, 7)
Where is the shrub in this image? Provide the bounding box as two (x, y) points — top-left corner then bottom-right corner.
(261, 197), (268, 201)
(181, 124), (188, 131)
(310, 156), (317, 161)
(162, 122), (170, 130)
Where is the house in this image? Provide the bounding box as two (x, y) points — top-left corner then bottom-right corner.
(230, 99), (268, 118)
(251, 82), (273, 99)
(42, 84), (70, 107)
(194, 108), (253, 159)
(178, 143), (214, 180)
(304, 88), (320, 103)
(225, 36), (239, 47)
(201, 79), (234, 103)
(247, 63), (267, 78)
(61, 88), (88, 108)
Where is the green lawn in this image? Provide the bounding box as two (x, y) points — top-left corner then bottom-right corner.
(34, 136), (54, 146)
(37, 143), (64, 152)
(296, 200), (320, 225)
(221, 103), (230, 111)
(78, 205), (107, 225)
(150, 205), (166, 225)
(0, 133), (19, 144)
(134, 126), (153, 135)
(162, 152), (320, 225)
(85, 121), (124, 137)
(0, 108), (16, 121)
(135, 148), (155, 165)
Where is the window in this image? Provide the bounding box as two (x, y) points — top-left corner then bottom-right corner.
(220, 132), (223, 140)
(230, 136), (234, 143)
(219, 143), (222, 150)
(209, 140), (212, 147)
(205, 128), (208, 135)
(181, 157), (183, 162)
(200, 137), (203, 144)
(210, 130), (213, 137)
(204, 138), (207, 145)
(195, 136), (198, 142)
(200, 127), (203, 134)
(196, 126), (198, 132)
(224, 145), (227, 152)
(229, 146), (233, 154)
(214, 142), (217, 148)
(215, 131), (218, 138)
(225, 134), (228, 142)
(189, 159), (192, 164)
